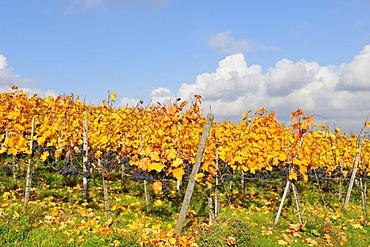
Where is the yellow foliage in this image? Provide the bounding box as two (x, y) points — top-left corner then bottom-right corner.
(194, 173), (205, 182)
(288, 171), (298, 181)
(172, 168), (185, 181)
(152, 181), (162, 194)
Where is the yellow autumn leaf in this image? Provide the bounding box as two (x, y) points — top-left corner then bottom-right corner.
(8, 147), (18, 156)
(277, 239), (288, 245)
(172, 168), (185, 181)
(152, 224), (161, 230)
(105, 217), (113, 227)
(279, 153), (287, 161)
(288, 171), (298, 181)
(226, 236), (237, 245)
(95, 150), (102, 159)
(3, 192), (11, 200)
(148, 162), (164, 172)
(77, 236), (85, 243)
(167, 148), (176, 160)
(172, 157), (183, 168)
(112, 240), (121, 247)
(169, 237), (176, 245)
(109, 92), (118, 102)
(324, 233), (331, 243)
(195, 173), (205, 182)
(152, 181), (162, 194)
(154, 200), (163, 207)
(41, 151), (49, 162)
(150, 151), (161, 161)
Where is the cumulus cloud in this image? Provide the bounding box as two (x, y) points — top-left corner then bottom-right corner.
(150, 87), (174, 104)
(338, 45), (370, 91)
(208, 31), (277, 54)
(118, 97), (141, 107)
(0, 54), (57, 98)
(0, 54), (33, 91)
(146, 45), (370, 133)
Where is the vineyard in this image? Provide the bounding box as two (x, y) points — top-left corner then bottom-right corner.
(0, 86), (370, 246)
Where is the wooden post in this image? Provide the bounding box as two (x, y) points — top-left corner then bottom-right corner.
(214, 147), (220, 219)
(121, 135), (126, 185)
(274, 179), (291, 225)
(207, 189), (214, 225)
(291, 182), (304, 224)
(313, 169), (326, 205)
(359, 177), (368, 219)
(24, 117), (35, 212)
(99, 159), (111, 220)
(339, 162), (343, 202)
(139, 134), (151, 212)
(144, 180), (151, 212)
(12, 156), (18, 189)
(241, 171), (245, 194)
(343, 136), (363, 209)
(177, 180), (182, 193)
(275, 135), (304, 225)
(175, 113), (214, 236)
(83, 111), (89, 201)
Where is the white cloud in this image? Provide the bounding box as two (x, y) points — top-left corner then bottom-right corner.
(145, 45), (370, 133)
(0, 54), (32, 90)
(208, 31), (277, 54)
(0, 54), (57, 98)
(118, 97), (141, 107)
(150, 87), (174, 105)
(338, 45), (370, 91)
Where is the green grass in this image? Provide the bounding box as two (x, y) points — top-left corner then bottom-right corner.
(0, 165), (369, 246)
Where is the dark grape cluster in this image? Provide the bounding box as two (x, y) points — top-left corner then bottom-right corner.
(132, 170), (153, 183)
(113, 163), (121, 172)
(1, 165), (10, 172)
(125, 165), (133, 173)
(161, 184), (169, 194)
(331, 166), (343, 178)
(105, 152), (117, 159)
(83, 171), (91, 179)
(220, 166), (233, 181)
(102, 160), (111, 169)
(84, 161), (93, 170)
(184, 162), (192, 178)
(31, 141), (40, 153)
(58, 165), (79, 177)
(121, 156), (130, 165)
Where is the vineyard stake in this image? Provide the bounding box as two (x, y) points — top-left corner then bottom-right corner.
(274, 179), (291, 225)
(359, 178), (368, 219)
(139, 134), (151, 212)
(83, 110), (90, 201)
(215, 147), (220, 219)
(175, 113), (214, 236)
(339, 162), (343, 202)
(99, 158), (111, 220)
(275, 134), (305, 225)
(23, 117), (35, 213)
(291, 182), (304, 224)
(343, 135), (363, 209)
(207, 189), (215, 225)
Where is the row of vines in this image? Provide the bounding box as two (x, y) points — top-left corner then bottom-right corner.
(0, 86), (369, 232)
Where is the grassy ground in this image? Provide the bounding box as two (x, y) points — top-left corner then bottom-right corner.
(0, 164), (369, 246)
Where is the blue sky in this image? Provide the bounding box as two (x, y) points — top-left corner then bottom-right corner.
(1, 0), (370, 132)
